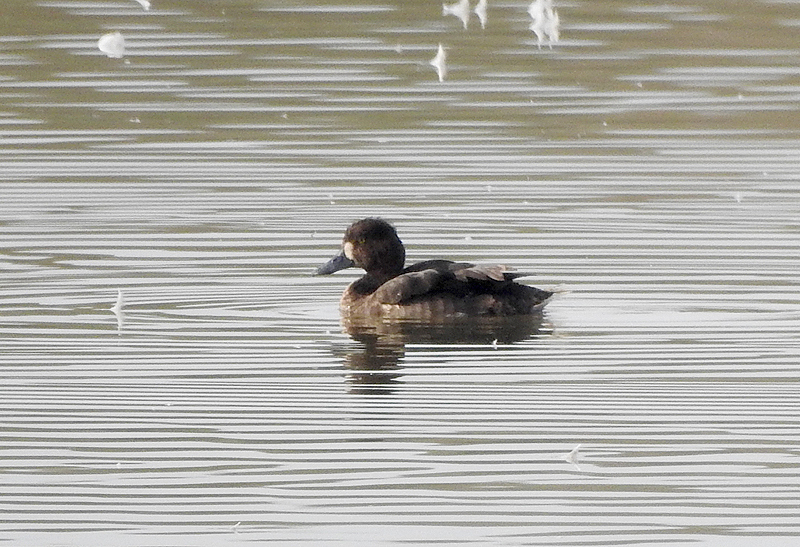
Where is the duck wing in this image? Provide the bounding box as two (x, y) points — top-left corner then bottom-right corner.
(373, 260), (530, 305)
(452, 264), (526, 282)
(372, 269), (438, 305)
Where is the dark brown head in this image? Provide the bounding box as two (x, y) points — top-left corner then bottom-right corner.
(315, 218), (406, 281)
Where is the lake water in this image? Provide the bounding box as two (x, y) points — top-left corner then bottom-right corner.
(1, 0), (799, 545)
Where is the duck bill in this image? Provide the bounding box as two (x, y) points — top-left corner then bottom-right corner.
(314, 250), (355, 275)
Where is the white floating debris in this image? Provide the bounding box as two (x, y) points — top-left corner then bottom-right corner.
(98, 31), (126, 58)
(442, 0), (470, 29)
(547, 8), (560, 43)
(528, 0), (543, 22)
(134, 0), (151, 9)
(111, 289), (125, 331)
(111, 288), (124, 315)
(565, 444), (581, 469)
(528, 0), (560, 49)
(473, 0), (488, 29)
(430, 43), (447, 82)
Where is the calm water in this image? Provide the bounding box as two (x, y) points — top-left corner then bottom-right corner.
(2, 0), (800, 545)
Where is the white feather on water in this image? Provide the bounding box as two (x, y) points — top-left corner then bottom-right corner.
(111, 289), (125, 331)
(565, 444), (581, 470)
(98, 31), (125, 58)
(473, 0), (488, 29)
(442, 0), (470, 29)
(528, 0), (560, 49)
(430, 43), (447, 82)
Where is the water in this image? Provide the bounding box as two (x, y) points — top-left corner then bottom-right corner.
(1, 0), (800, 545)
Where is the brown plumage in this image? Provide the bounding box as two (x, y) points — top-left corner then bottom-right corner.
(315, 218), (553, 318)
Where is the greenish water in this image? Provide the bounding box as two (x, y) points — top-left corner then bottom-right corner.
(1, 0), (799, 545)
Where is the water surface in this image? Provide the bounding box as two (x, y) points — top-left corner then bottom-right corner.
(1, 0), (800, 545)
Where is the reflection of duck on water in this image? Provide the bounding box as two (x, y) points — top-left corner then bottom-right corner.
(315, 218), (554, 389)
(338, 313), (551, 393)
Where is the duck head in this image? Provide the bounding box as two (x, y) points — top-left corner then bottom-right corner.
(315, 218), (406, 282)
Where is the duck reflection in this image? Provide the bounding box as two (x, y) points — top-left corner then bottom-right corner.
(339, 312), (549, 393)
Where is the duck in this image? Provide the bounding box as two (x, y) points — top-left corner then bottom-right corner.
(315, 218), (553, 319)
